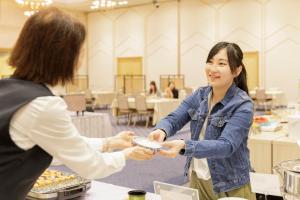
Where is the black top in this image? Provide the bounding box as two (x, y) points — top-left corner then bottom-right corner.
(0, 78), (54, 200)
(172, 88), (179, 99)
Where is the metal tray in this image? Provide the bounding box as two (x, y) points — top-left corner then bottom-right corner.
(27, 170), (91, 200)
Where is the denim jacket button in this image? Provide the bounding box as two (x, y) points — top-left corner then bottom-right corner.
(218, 121), (224, 127)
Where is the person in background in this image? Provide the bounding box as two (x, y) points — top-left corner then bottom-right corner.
(0, 8), (153, 200)
(148, 81), (161, 97)
(165, 81), (179, 99)
(149, 42), (255, 200)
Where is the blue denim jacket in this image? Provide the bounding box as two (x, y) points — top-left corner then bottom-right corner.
(155, 83), (254, 193)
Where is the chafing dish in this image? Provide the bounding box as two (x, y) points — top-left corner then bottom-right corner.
(274, 159), (300, 200)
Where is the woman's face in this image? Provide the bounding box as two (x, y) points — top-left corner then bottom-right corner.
(150, 84), (155, 90)
(169, 83), (175, 89)
(205, 48), (236, 89)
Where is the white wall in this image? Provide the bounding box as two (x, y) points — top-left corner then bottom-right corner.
(87, 12), (114, 90)
(87, 1), (178, 91)
(87, 0), (300, 101)
(180, 0), (215, 87)
(0, 0), (25, 48)
(264, 0), (300, 101)
(0, 0), (88, 75)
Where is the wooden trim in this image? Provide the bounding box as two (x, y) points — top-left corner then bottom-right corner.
(0, 48), (11, 53)
(244, 51), (259, 90)
(117, 56), (143, 59)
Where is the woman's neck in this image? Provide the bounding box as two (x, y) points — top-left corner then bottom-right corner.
(211, 83), (232, 104)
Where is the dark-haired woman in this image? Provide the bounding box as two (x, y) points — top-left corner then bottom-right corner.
(149, 81), (161, 97)
(165, 81), (179, 99)
(148, 42), (255, 200)
(0, 8), (153, 200)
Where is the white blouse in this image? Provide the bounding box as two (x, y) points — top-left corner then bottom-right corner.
(9, 94), (125, 180)
(193, 92), (214, 180)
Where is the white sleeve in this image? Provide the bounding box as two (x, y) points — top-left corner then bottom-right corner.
(51, 137), (105, 166)
(80, 136), (104, 152)
(15, 97), (126, 180)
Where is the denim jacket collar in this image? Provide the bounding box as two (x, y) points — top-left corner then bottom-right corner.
(202, 82), (237, 106)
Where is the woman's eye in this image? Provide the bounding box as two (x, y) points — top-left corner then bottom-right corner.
(219, 63), (226, 66)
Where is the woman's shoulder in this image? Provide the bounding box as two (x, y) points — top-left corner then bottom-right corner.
(12, 96), (68, 129)
(184, 86), (211, 107)
(27, 96), (67, 116)
(232, 88), (254, 112)
(235, 88), (252, 102)
(193, 85), (210, 97)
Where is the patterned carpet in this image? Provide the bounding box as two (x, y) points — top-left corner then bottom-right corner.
(55, 108), (191, 193)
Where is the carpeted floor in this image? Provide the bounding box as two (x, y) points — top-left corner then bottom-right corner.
(54, 108), (191, 192)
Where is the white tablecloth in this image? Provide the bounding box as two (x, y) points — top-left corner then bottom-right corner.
(83, 181), (161, 200)
(92, 91), (116, 107)
(111, 98), (181, 125)
(71, 112), (112, 138)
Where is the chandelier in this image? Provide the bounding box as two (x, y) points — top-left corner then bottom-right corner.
(90, 0), (128, 10)
(15, 0), (53, 16)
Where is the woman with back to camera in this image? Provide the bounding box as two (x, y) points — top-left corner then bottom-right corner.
(149, 42), (255, 200)
(0, 8), (153, 200)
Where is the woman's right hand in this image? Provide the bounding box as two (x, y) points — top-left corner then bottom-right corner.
(123, 146), (154, 161)
(148, 129), (166, 142)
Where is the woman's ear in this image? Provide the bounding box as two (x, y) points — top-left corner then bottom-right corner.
(234, 65), (243, 77)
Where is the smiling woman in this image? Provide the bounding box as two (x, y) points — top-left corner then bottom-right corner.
(149, 42), (255, 200)
(205, 42), (248, 95)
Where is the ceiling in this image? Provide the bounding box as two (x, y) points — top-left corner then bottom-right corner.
(53, 0), (164, 12)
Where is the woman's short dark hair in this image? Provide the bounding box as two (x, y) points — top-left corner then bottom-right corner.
(206, 42), (249, 94)
(9, 7), (86, 86)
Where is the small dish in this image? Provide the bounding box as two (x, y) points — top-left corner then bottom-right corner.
(133, 136), (162, 151)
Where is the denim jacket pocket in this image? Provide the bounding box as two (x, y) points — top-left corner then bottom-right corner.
(208, 116), (228, 139)
(210, 117), (226, 127)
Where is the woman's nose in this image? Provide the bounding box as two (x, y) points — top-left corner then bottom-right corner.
(209, 64), (218, 72)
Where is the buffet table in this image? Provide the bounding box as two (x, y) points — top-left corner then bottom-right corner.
(248, 131), (287, 174)
(273, 136), (300, 167)
(92, 91), (116, 108)
(249, 131), (300, 174)
(83, 181), (161, 200)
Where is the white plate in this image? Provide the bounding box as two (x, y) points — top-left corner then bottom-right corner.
(133, 136), (162, 150)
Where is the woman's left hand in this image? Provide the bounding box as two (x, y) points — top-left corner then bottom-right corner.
(106, 131), (135, 151)
(158, 140), (185, 158)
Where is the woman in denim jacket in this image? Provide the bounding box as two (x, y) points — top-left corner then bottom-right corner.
(149, 42), (255, 200)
